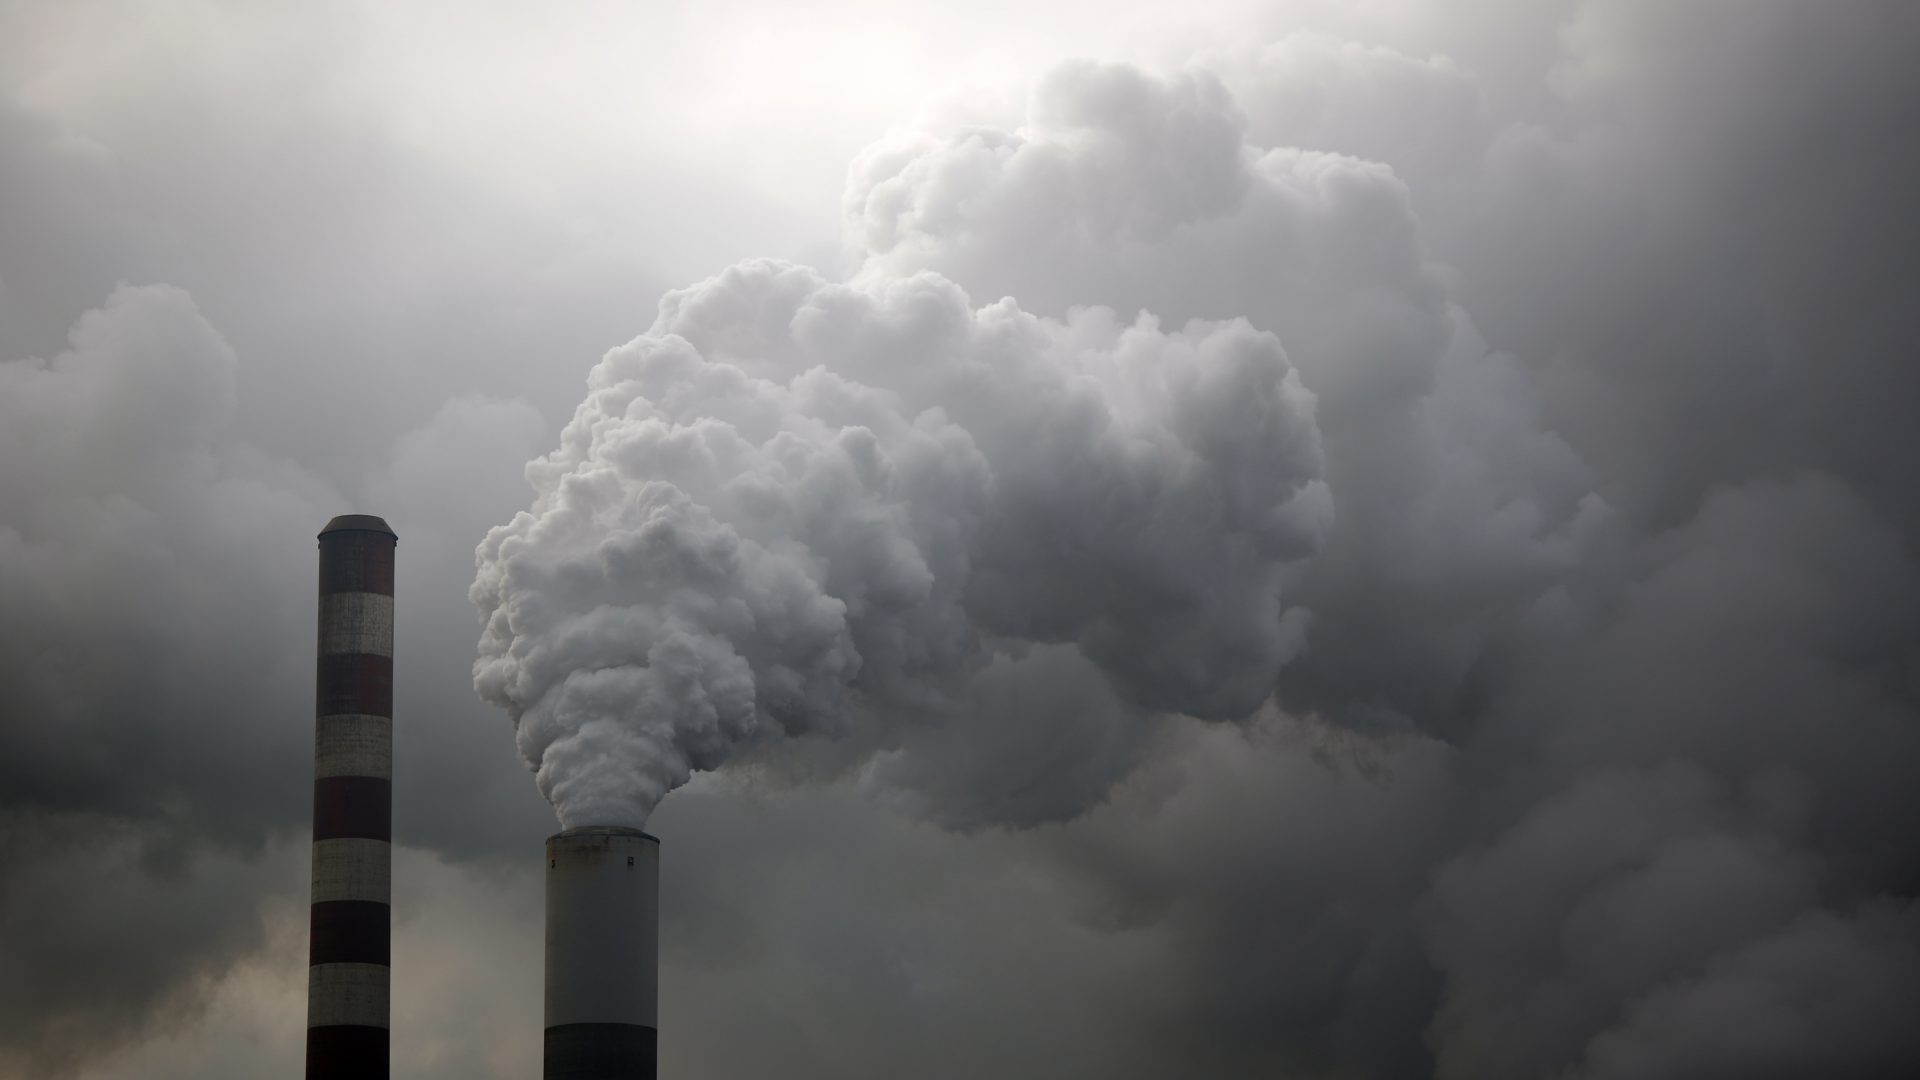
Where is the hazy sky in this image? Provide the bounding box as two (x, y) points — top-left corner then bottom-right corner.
(3, 2), (1918, 1078)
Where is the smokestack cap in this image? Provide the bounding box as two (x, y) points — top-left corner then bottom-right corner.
(319, 514), (397, 540)
(548, 825), (659, 844)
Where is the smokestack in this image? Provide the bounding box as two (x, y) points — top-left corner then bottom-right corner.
(307, 514), (397, 1079)
(545, 827), (660, 1080)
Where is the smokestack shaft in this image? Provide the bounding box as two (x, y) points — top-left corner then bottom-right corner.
(307, 515), (397, 1079)
(545, 827), (659, 1080)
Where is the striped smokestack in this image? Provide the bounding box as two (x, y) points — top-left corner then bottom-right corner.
(545, 827), (660, 1080)
(307, 514), (397, 1079)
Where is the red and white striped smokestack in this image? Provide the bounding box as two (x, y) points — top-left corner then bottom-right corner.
(307, 514), (397, 1079)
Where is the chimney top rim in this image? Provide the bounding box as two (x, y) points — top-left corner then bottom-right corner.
(549, 825), (659, 844)
(320, 514), (397, 540)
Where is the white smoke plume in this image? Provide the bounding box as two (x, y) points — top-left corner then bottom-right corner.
(472, 263), (1326, 827)
(847, 59), (1605, 736)
(472, 56), (1606, 829)
(464, 21), (1920, 1073)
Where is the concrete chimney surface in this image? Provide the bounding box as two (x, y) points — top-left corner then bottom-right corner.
(545, 827), (659, 1079)
(307, 515), (396, 1080)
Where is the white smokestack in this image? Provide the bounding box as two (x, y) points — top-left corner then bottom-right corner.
(544, 827), (659, 1080)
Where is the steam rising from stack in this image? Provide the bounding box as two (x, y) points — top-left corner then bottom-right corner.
(471, 264), (1328, 828)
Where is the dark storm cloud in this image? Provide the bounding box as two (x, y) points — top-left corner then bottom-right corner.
(646, 716), (1456, 1080)
(0, 815), (306, 1076)
(0, 287), (320, 821)
(5, 1), (1918, 1078)
(0, 281), (557, 1070)
(0, 3), (706, 1066)
(0, 286), (325, 1072)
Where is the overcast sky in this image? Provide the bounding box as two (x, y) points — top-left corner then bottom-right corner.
(4, 2), (1918, 1077)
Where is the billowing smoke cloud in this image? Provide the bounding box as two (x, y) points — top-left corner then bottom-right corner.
(472, 56), (1598, 826)
(475, 4), (1920, 1076)
(847, 58), (1605, 738)
(473, 263), (1326, 826)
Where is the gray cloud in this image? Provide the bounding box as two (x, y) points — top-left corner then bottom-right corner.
(478, 4), (1920, 1077)
(0, 287), (322, 1071)
(847, 56), (1604, 740)
(0, 285), (554, 1066)
(0, 818), (306, 1077)
(3, 2), (1917, 1078)
(0, 285), (326, 829)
